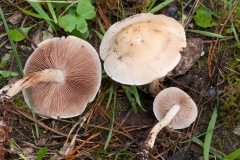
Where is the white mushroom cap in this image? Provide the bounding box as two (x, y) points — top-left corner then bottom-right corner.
(153, 87), (197, 129)
(100, 13), (186, 85)
(22, 36), (101, 119)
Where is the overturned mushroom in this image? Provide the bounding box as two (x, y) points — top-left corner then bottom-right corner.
(0, 36), (101, 119)
(142, 87), (197, 158)
(100, 13), (186, 85)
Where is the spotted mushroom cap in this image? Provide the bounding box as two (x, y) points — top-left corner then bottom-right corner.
(153, 87), (198, 129)
(22, 36), (101, 119)
(100, 13), (186, 85)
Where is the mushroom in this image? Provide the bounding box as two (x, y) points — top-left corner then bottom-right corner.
(100, 13), (186, 85)
(0, 36), (101, 119)
(146, 87), (197, 148)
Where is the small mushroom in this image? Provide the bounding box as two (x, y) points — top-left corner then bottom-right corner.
(146, 87), (197, 148)
(0, 36), (101, 119)
(100, 13), (186, 85)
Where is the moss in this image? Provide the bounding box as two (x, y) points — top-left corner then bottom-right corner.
(13, 93), (27, 108)
(220, 53), (240, 125)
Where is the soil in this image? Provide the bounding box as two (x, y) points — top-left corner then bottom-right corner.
(0, 0), (240, 160)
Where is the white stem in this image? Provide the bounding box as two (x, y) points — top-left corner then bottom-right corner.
(0, 69), (64, 99)
(148, 78), (161, 97)
(146, 104), (180, 148)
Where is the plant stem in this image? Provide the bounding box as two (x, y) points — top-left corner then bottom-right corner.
(0, 8), (24, 76)
(145, 104), (180, 148)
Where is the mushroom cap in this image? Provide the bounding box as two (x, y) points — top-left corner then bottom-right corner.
(100, 13), (186, 85)
(153, 87), (197, 129)
(22, 36), (101, 119)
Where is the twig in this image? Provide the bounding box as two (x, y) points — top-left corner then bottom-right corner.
(84, 124), (133, 140)
(184, 0), (203, 29)
(97, 107), (133, 139)
(112, 107), (133, 138)
(9, 106), (91, 143)
(58, 0), (80, 18)
(50, 108), (94, 159)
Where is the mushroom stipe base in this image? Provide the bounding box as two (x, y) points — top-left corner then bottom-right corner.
(0, 69), (63, 99)
(145, 104), (180, 148)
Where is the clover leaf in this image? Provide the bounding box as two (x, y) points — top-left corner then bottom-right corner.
(58, 0), (96, 35)
(194, 5), (216, 28)
(58, 14), (78, 32)
(77, 0), (96, 20)
(76, 17), (88, 33)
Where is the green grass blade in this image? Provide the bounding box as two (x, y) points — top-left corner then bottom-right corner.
(104, 88), (117, 151)
(181, 122), (226, 144)
(36, 147), (48, 160)
(20, 8), (53, 21)
(231, 22), (239, 43)
(146, 0), (156, 12)
(229, 0), (233, 11)
(115, 151), (135, 160)
(131, 86), (146, 111)
(187, 29), (225, 38)
(47, 2), (58, 24)
(0, 8), (24, 76)
(204, 107), (218, 160)
(120, 1), (125, 18)
(229, 0), (239, 43)
(223, 148), (240, 160)
(28, 2), (52, 20)
(121, 85), (145, 112)
(28, 2), (57, 32)
(122, 85), (138, 113)
(192, 136), (223, 159)
(106, 83), (114, 109)
(0, 7), (39, 139)
(92, 29), (103, 40)
(98, 20), (106, 35)
(98, 89), (108, 105)
(148, 0), (175, 14)
(26, 89), (39, 139)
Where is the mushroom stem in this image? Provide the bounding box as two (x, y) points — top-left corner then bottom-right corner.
(0, 69), (64, 99)
(148, 78), (161, 97)
(145, 104), (180, 148)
